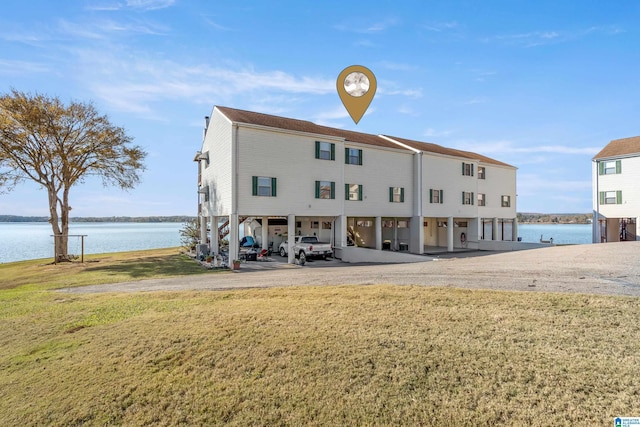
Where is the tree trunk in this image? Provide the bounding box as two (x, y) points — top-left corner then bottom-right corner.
(47, 185), (68, 262)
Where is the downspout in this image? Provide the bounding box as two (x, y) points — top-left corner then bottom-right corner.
(594, 159), (600, 243)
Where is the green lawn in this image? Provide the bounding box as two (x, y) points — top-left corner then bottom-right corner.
(1, 250), (639, 426)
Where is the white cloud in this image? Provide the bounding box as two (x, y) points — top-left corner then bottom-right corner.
(377, 61), (418, 71)
(423, 128), (453, 138)
(0, 59), (49, 75)
(334, 18), (398, 34)
(423, 21), (459, 32)
(126, 0), (175, 10)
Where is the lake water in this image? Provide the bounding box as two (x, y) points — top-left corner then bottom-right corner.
(0, 222), (592, 264)
(0, 222), (184, 264)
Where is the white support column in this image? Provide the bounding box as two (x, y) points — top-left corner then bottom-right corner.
(493, 217), (499, 241)
(447, 216), (454, 252)
(375, 216), (382, 250)
(210, 215), (218, 256)
(287, 214), (295, 264)
(409, 216), (424, 254)
(199, 215), (207, 243)
(228, 214), (239, 269)
(512, 217), (518, 242)
(262, 217), (269, 250)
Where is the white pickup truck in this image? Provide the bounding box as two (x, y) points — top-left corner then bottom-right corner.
(279, 236), (333, 262)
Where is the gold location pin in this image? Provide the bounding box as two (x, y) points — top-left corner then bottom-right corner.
(337, 65), (377, 124)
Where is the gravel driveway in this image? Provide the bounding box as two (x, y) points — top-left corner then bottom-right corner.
(60, 242), (640, 297)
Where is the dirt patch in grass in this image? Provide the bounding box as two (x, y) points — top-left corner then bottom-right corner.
(1, 285), (639, 426)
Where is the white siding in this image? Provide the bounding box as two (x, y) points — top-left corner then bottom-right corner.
(201, 109), (232, 216)
(478, 163), (517, 218)
(594, 155), (640, 218)
(236, 126), (343, 216)
(422, 155), (478, 218)
(344, 143), (413, 217)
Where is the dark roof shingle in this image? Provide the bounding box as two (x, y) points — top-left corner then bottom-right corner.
(215, 106), (514, 167)
(593, 136), (640, 160)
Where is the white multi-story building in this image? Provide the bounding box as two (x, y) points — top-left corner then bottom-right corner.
(592, 136), (640, 243)
(195, 106), (518, 265)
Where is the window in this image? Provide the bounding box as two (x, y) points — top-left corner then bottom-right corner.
(382, 220), (394, 228)
(478, 193), (485, 206)
(356, 220), (373, 227)
(397, 220), (408, 228)
(322, 221), (332, 230)
(462, 191), (474, 205)
(345, 148), (363, 165)
(462, 162), (474, 176)
(501, 195), (511, 207)
(429, 189), (443, 204)
(345, 183), (363, 201)
(315, 141), (335, 160)
(311, 221), (319, 229)
(478, 166), (485, 179)
(456, 221), (468, 227)
(599, 160), (621, 175)
(389, 187), (405, 203)
(252, 176), (277, 197)
(296, 221), (302, 228)
(315, 180), (335, 199)
(600, 191), (622, 205)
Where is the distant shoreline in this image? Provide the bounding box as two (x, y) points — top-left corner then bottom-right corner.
(0, 215), (195, 223)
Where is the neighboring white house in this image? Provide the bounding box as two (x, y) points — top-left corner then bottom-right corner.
(195, 106), (518, 265)
(592, 136), (640, 243)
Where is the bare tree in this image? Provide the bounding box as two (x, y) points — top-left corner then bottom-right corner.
(0, 89), (147, 262)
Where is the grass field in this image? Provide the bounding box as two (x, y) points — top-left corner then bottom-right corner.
(1, 249), (639, 426)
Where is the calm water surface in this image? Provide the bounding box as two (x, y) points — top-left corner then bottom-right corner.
(0, 222), (591, 264)
(0, 222), (183, 263)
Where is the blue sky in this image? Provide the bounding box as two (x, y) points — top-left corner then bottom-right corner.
(2, 0), (639, 216)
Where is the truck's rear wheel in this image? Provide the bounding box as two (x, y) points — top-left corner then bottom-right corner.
(280, 247), (286, 257)
(299, 251), (306, 265)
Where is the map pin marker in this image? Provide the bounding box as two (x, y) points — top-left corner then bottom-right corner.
(337, 65), (377, 124)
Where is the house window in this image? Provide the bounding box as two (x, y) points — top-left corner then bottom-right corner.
(478, 193), (485, 206)
(315, 141), (335, 160)
(462, 162), (474, 176)
(382, 220), (394, 228)
(599, 160), (621, 175)
(397, 220), (408, 228)
(429, 189), (443, 204)
(478, 166), (485, 179)
(345, 183), (363, 201)
(252, 176), (277, 197)
(462, 191), (474, 205)
(311, 221), (319, 229)
(389, 187), (405, 203)
(600, 191), (622, 205)
(501, 195), (511, 207)
(322, 221), (332, 230)
(356, 220), (373, 227)
(296, 221), (302, 228)
(315, 180), (335, 199)
(345, 148), (363, 165)
(456, 221), (468, 227)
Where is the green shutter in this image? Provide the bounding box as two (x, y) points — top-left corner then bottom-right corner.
(471, 192), (474, 205)
(315, 141), (320, 159)
(345, 183), (349, 200)
(462, 192), (465, 204)
(429, 189), (433, 203)
(330, 181), (335, 199)
(617, 190), (622, 204)
(616, 160), (622, 174)
(471, 164), (474, 176)
(598, 162), (604, 175)
(345, 148), (349, 164)
(440, 190), (444, 204)
(358, 149), (363, 165)
(330, 143), (335, 161)
(599, 192), (604, 205)
(389, 187), (394, 202)
(462, 162), (465, 175)
(315, 181), (320, 198)
(252, 176), (258, 196)
(358, 185), (363, 201)
(271, 177), (277, 197)
(400, 187), (405, 203)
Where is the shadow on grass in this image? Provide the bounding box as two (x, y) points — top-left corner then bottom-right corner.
(84, 254), (210, 279)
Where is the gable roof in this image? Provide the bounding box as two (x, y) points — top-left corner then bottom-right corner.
(593, 136), (640, 160)
(215, 106), (514, 167)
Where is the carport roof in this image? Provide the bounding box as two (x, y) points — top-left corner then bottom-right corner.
(215, 105), (514, 167)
